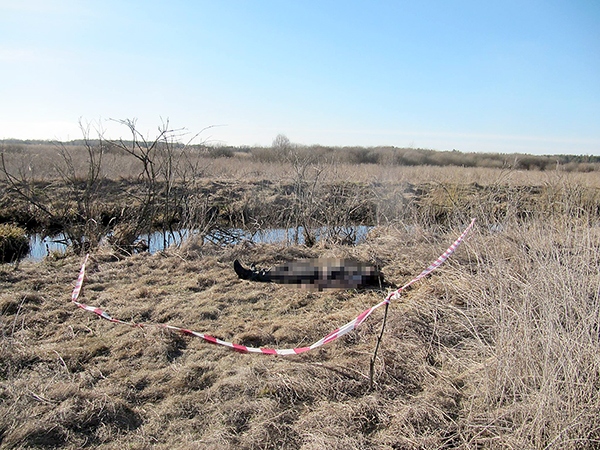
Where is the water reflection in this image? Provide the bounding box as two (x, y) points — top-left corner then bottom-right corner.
(26, 226), (372, 261)
(27, 234), (70, 260)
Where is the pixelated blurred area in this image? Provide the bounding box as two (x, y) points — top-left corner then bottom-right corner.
(234, 258), (383, 291)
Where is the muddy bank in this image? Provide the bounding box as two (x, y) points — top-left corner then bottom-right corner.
(1, 177), (599, 256)
(0, 178), (376, 237)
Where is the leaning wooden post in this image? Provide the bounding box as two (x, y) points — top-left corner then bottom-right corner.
(369, 300), (390, 390)
(368, 218), (475, 390)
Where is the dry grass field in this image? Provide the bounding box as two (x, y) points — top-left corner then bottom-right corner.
(1, 141), (600, 448)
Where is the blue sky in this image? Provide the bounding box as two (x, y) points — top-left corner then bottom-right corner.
(0, 1), (598, 155)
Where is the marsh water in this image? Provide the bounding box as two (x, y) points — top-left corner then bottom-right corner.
(26, 225), (371, 261)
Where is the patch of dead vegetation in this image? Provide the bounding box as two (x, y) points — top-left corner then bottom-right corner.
(1, 218), (599, 449)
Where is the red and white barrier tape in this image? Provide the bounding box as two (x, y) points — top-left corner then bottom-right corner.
(71, 218), (475, 355)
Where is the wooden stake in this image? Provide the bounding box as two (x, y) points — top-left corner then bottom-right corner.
(369, 300), (390, 390)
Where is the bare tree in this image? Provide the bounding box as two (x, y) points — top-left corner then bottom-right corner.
(0, 120), (108, 254)
(106, 119), (216, 252)
(272, 133), (292, 161)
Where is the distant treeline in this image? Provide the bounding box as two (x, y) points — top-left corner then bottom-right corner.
(2, 139), (599, 172)
(204, 144), (600, 172)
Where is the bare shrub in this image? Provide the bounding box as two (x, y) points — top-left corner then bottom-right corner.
(0, 121), (109, 253)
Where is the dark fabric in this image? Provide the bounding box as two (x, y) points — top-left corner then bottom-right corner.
(234, 258), (383, 290)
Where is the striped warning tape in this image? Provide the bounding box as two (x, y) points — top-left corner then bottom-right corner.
(71, 218), (475, 355)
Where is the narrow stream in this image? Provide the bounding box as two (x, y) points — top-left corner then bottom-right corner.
(25, 226), (371, 261)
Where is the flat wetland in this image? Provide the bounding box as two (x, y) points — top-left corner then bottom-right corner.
(1, 141), (600, 449)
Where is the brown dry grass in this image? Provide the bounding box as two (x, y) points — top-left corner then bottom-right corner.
(2, 150), (600, 244)
(1, 147), (600, 449)
(2, 141), (600, 187)
(1, 208), (599, 448)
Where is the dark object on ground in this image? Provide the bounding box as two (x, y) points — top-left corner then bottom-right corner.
(234, 258), (383, 290)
